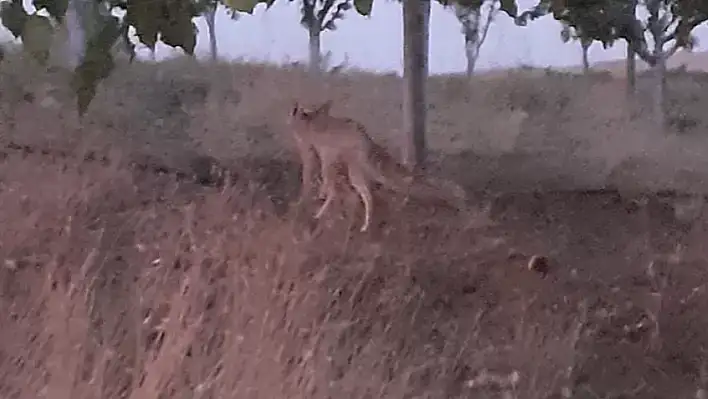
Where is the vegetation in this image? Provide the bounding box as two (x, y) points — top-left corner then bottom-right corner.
(4, 1), (708, 398)
(199, 0), (221, 61)
(560, 21), (593, 74)
(0, 0), (518, 168)
(3, 53), (708, 398)
(2, 0), (708, 132)
(519, 0), (708, 126)
(450, 0), (499, 77)
(296, 0), (354, 72)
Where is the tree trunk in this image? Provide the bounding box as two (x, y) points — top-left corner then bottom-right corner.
(581, 40), (590, 74)
(464, 35), (479, 77)
(455, 5), (481, 78)
(625, 0), (638, 96)
(402, 0), (430, 169)
(62, 0), (111, 66)
(647, 0), (666, 129)
(652, 46), (667, 130)
(204, 5), (218, 61)
(63, 0), (86, 68)
(308, 26), (322, 73)
(626, 43), (636, 96)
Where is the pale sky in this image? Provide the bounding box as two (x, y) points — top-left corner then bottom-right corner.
(4, 0), (708, 74)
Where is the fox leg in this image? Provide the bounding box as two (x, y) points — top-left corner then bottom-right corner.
(317, 162), (343, 200)
(296, 142), (318, 204)
(316, 171), (329, 200)
(314, 152), (338, 220)
(347, 166), (374, 232)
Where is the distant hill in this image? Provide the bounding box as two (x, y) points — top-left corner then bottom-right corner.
(469, 50), (708, 80)
(567, 50), (708, 76)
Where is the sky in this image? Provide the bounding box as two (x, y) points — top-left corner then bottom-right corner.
(3, 0), (708, 75)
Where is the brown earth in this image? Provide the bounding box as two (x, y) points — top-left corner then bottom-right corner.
(1, 51), (708, 398)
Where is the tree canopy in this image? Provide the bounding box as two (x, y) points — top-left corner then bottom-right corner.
(518, 0), (708, 66)
(4, 0), (707, 116)
(0, 0), (517, 115)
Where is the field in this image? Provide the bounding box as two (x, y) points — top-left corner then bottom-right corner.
(3, 51), (708, 398)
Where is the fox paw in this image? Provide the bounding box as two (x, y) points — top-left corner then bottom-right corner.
(317, 188), (328, 200)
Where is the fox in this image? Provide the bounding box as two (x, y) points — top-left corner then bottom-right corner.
(288, 100), (467, 232)
(289, 100), (336, 204)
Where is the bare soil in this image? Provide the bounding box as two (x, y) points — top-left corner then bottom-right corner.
(1, 52), (708, 398)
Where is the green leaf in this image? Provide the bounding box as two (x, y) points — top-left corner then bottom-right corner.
(498, 0), (517, 17)
(75, 82), (97, 117)
(0, 0), (28, 38)
(193, 0), (218, 14)
(125, 0), (200, 53)
(160, 0), (198, 54)
(353, 0), (373, 15)
(223, 0), (275, 13)
(72, 15), (121, 116)
(161, 18), (197, 54)
(21, 13), (53, 65)
(124, 1), (161, 50)
(33, 0), (68, 20)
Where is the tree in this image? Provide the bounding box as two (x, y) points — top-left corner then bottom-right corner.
(400, 0), (516, 168)
(401, 0), (430, 168)
(0, 0), (519, 171)
(625, 0), (638, 95)
(451, 0), (498, 77)
(200, 0), (219, 61)
(559, 22), (592, 74)
(398, 0), (516, 167)
(292, 0), (353, 73)
(639, 0), (706, 127)
(518, 0), (708, 128)
(198, 0), (242, 62)
(0, 0), (204, 114)
(199, 0), (246, 62)
(0, 0), (268, 115)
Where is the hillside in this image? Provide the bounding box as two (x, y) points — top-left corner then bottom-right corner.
(571, 49), (708, 76)
(2, 52), (708, 399)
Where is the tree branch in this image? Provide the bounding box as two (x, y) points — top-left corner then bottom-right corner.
(322, 0), (351, 31)
(666, 40), (680, 58)
(631, 39), (657, 66)
(478, 0), (498, 48)
(317, 0), (336, 26)
(663, 12), (678, 34)
(515, 0), (550, 26)
(300, 0), (317, 30)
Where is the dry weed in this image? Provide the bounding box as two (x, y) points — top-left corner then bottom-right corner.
(1, 50), (708, 399)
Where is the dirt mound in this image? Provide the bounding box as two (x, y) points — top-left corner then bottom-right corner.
(3, 54), (708, 398)
(0, 150), (706, 398)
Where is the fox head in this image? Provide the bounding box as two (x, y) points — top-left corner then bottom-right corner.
(289, 100), (333, 122)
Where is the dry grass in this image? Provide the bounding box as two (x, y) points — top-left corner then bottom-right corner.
(7, 48), (708, 192)
(2, 49), (708, 398)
